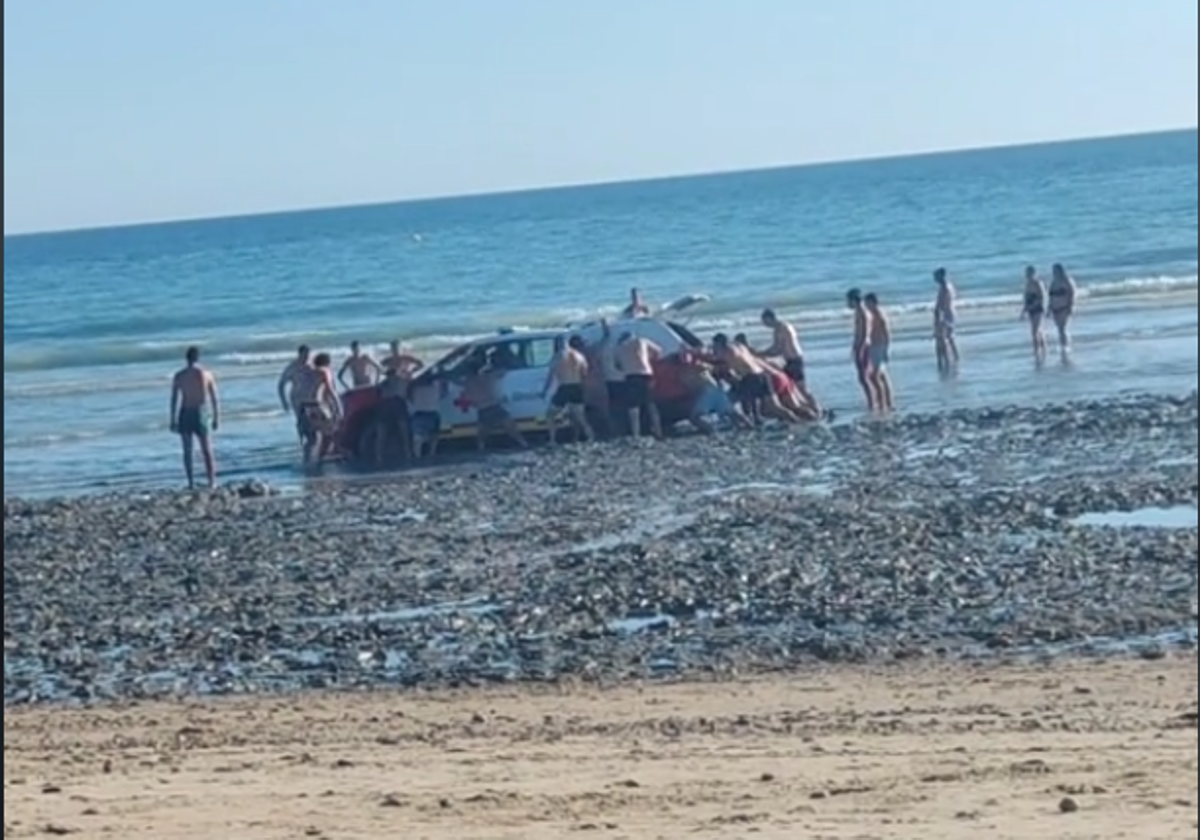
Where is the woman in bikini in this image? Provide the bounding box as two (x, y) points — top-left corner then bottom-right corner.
(1047, 263), (1077, 356)
(1020, 265), (1048, 361)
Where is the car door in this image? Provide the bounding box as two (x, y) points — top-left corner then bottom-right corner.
(497, 337), (558, 423)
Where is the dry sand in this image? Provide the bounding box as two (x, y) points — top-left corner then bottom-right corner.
(5, 656), (1197, 840)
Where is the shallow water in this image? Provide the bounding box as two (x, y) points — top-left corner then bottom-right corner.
(1071, 505), (1198, 529)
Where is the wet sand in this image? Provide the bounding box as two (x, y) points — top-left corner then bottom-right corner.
(5, 656), (1196, 840)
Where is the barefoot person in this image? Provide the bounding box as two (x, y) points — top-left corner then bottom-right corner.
(678, 350), (754, 433)
(846, 289), (878, 412)
(615, 332), (664, 439)
(932, 267), (960, 373)
(338, 340), (382, 390)
(277, 345), (312, 442)
(169, 346), (220, 490)
(294, 353), (342, 464)
(596, 320), (629, 437)
(1048, 262), (1077, 356)
(1020, 265), (1048, 361)
(863, 293), (895, 412)
(542, 335), (595, 444)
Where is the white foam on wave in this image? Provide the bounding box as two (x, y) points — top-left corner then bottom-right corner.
(3, 272), (1195, 378)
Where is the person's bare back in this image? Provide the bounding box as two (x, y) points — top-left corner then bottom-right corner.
(173, 365), (214, 410)
(616, 336), (661, 376)
(553, 347), (588, 385)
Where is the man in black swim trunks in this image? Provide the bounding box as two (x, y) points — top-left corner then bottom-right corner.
(542, 335), (595, 444)
(169, 346), (221, 489)
(615, 331), (664, 439)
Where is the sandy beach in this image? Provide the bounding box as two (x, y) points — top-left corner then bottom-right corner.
(5, 655), (1196, 840)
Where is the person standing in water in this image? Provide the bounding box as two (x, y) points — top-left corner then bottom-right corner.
(294, 353), (342, 464)
(277, 345), (312, 442)
(615, 332), (664, 439)
(542, 335), (595, 444)
(338, 340), (382, 390)
(1020, 265), (1048, 361)
(863, 293), (895, 412)
(932, 267), (961, 374)
(169, 346), (220, 489)
(1047, 262), (1077, 356)
(846, 289), (878, 412)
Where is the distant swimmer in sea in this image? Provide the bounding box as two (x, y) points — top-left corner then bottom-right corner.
(169, 346), (220, 490)
(277, 345), (312, 443)
(1020, 265), (1048, 361)
(622, 287), (651, 318)
(758, 308), (821, 414)
(846, 289), (879, 412)
(542, 335), (595, 445)
(381, 340), (425, 379)
(339, 340), (382, 390)
(863, 293), (895, 412)
(294, 353), (342, 464)
(1048, 263), (1077, 356)
(615, 331), (664, 439)
(932, 267), (961, 374)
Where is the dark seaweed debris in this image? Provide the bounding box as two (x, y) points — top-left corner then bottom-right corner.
(4, 392), (1198, 705)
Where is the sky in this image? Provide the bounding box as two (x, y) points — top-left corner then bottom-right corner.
(4, 0), (1198, 234)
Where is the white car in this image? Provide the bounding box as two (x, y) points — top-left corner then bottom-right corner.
(418, 294), (710, 441)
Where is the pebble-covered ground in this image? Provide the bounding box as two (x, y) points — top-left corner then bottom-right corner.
(4, 392), (1198, 705)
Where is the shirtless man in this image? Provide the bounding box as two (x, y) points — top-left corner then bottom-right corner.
(462, 354), (527, 452)
(863, 293), (895, 412)
(597, 320), (629, 436)
(169, 346), (220, 490)
(615, 332), (663, 439)
(932, 267), (961, 373)
(622, 287), (650, 318)
(277, 345), (312, 442)
(679, 351), (753, 433)
(381, 340), (425, 379)
(846, 288), (879, 412)
(757, 308), (822, 414)
(542, 335), (595, 444)
(293, 352), (342, 464)
(709, 333), (802, 424)
(338, 340), (382, 390)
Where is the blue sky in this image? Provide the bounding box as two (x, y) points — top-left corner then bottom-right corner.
(4, 0), (1197, 234)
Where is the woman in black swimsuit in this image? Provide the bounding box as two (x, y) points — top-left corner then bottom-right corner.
(1047, 263), (1077, 355)
(1020, 265), (1048, 360)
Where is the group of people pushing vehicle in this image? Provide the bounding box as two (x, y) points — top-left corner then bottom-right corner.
(170, 265), (1080, 488)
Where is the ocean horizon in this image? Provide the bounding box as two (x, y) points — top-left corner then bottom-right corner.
(4, 127), (1197, 498)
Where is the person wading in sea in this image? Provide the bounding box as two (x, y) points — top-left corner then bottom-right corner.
(339, 340), (382, 390)
(1048, 262), (1078, 358)
(542, 335), (595, 444)
(170, 346), (220, 490)
(294, 353), (342, 464)
(277, 345), (312, 443)
(1020, 265), (1049, 363)
(863, 292), (895, 413)
(846, 289), (879, 412)
(932, 267), (961, 374)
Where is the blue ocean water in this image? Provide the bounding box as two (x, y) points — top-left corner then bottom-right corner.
(5, 130), (1198, 498)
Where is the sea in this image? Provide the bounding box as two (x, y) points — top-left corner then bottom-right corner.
(4, 129), (1198, 499)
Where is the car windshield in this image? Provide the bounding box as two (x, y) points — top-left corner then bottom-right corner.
(666, 321), (704, 348)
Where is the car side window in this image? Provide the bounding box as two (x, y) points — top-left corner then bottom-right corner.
(524, 338), (557, 368)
